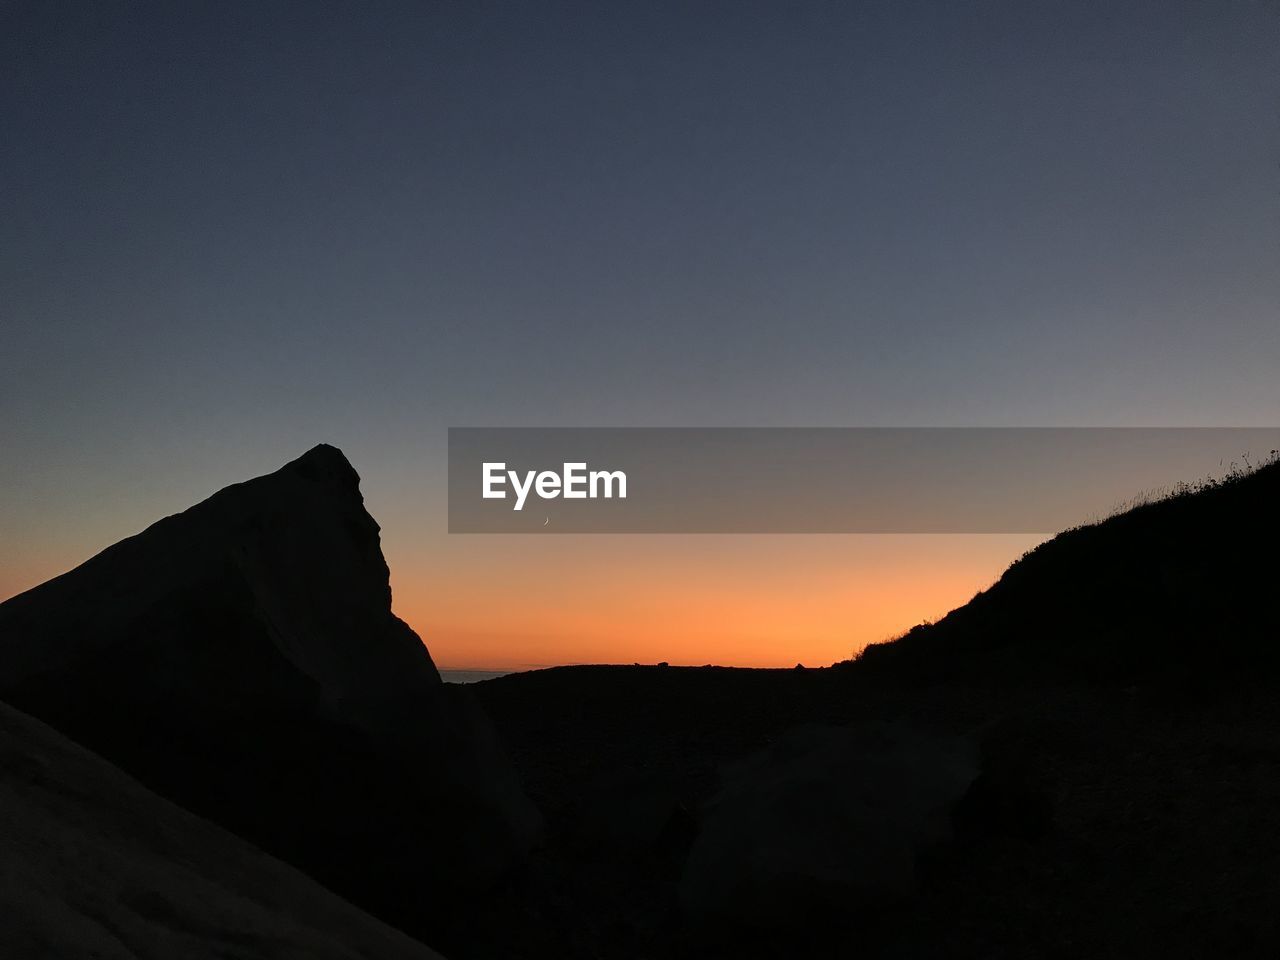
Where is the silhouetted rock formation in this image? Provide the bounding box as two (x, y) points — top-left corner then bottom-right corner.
(0, 697), (446, 960)
(0, 445), (541, 942)
(679, 724), (977, 931)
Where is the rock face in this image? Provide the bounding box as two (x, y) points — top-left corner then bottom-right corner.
(0, 445), (541, 940)
(0, 697), (446, 960)
(679, 724), (977, 931)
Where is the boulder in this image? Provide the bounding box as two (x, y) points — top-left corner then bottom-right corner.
(573, 770), (697, 863)
(950, 715), (1055, 841)
(679, 723), (977, 930)
(0, 445), (541, 939)
(0, 697), (447, 960)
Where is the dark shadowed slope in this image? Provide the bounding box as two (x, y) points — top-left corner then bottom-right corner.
(0, 697), (446, 960)
(466, 460), (1280, 959)
(858, 456), (1280, 686)
(0, 445), (541, 944)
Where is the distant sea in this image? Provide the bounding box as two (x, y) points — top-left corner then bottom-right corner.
(440, 669), (512, 684)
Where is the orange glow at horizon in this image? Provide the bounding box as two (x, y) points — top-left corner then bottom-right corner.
(0, 525), (1047, 674)
(390, 534), (1045, 671)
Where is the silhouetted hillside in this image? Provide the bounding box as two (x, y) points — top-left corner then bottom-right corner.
(858, 456), (1280, 687)
(466, 458), (1280, 959)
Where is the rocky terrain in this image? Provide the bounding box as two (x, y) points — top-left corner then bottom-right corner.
(1, 447), (1276, 959)
(463, 458), (1280, 958)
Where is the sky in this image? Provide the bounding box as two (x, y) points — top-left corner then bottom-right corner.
(2, 1), (1277, 668)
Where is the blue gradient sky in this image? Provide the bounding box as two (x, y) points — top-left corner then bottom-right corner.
(3, 1), (1277, 666)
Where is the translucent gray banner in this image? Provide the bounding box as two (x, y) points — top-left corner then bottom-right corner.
(447, 428), (1279, 533)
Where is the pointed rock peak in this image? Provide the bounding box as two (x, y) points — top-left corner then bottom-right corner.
(279, 443), (362, 489)
(0, 446), (542, 939)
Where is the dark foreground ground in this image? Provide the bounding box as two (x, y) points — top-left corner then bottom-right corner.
(446, 463), (1280, 959)
(456, 661), (1280, 960)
